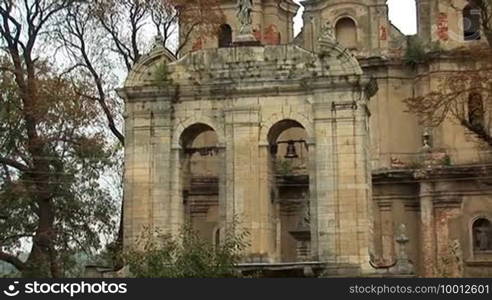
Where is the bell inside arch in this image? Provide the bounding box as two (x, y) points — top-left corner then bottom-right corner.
(284, 140), (298, 159)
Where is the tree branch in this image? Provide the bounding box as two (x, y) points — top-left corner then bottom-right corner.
(0, 251), (25, 271)
(0, 156), (29, 172)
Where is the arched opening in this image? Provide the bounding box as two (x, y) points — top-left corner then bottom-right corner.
(472, 218), (492, 251)
(180, 123), (220, 242)
(468, 93), (484, 129)
(267, 119), (311, 262)
(463, 4), (481, 41)
(214, 227), (221, 248)
(218, 24), (232, 48)
(335, 18), (357, 49)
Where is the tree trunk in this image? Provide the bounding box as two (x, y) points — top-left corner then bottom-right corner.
(22, 199), (58, 278)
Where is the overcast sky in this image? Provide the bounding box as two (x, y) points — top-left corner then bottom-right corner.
(294, 0), (417, 35)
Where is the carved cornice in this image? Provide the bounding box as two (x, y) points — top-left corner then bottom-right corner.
(373, 164), (492, 184)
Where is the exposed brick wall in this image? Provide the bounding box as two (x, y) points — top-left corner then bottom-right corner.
(191, 37), (203, 52)
(435, 207), (462, 277)
(437, 13), (449, 41)
(253, 27), (262, 42)
(264, 24), (281, 45)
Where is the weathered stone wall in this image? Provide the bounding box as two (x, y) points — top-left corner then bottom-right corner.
(119, 0), (492, 277)
(180, 0), (299, 54)
(120, 36), (377, 273)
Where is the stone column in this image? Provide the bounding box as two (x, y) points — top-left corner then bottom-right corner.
(216, 143), (228, 241)
(336, 102), (373, 271)
(259, 143), (278, 261)
(307, 139), (319, 260)
(123, 108), (153, 249)
(419, 181), (436, 277)
(168, 146), (184, 236)
(225, 106), (276, 261)
(378, 201), (394, 261)
(312, 97), (374, 273)
(416, 0), (432, 43)
(311, 102), (337, 262)
(151, 109), (172, 232)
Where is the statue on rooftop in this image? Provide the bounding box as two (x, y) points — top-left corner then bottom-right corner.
(237, 0), (253, 34)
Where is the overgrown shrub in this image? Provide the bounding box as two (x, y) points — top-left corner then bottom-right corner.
(124, 225), (249, 278)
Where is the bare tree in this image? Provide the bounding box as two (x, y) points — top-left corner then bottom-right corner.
(404, 55), (492, 146)
(405, 1), (492, 147)
(0, 0), (118, 278)
(54, 0), (225, 268)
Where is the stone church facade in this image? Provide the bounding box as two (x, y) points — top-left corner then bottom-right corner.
(118, 0), (492, 277)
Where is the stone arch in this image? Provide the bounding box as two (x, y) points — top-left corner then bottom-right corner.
(259, 113), (313, 145)
(179, 123), (221, 243)
(124, 47), (176, 87)
(468, 214), (492, 257)
(334, 16), (358, 49)
(173, 116), (225, 148)
(218, 24), (233, 48)
(267, 119), (305, 145)
(463, 4), (481, 41)
(263, 117), (313, 262)
(470, 215), (492, 252)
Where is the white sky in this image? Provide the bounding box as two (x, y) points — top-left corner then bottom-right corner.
(294, 0), (417, 35)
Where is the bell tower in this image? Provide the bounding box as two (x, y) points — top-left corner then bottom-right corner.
(180, 0), (299, 54)
(300, 0), (390, 55)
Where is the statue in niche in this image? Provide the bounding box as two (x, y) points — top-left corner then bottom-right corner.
(476, 226), (489, 251)
(237, 0), (253, 34)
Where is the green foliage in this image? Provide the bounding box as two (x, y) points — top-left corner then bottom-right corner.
(443, 154), (452, 166)
(404, 38), (441, 68)
(153, 62), (172, 86)
(0, 60), (118, 277)
(404, 38), (427, 68)
(124, 225), (249, 278)
(276, 159), (295, 176)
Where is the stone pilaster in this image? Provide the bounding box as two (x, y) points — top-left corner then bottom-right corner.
(225, 105), (276, 261)
(150, 109), (172, 232)
(311, 96), (373, 272)
(419, 181), (436, 277)
(123, 107), (153, 249)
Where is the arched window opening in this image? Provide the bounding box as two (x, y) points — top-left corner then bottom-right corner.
(267, 119), (311, 262)
(473, 218), (492, 251)
(218, 24), (232, 48)
(335, 18), (357, 49)
(180, 123), (221, 242)
(468, 93), (485, 129)
(214, 228), (220, 248)
(463, 4), (481, 41)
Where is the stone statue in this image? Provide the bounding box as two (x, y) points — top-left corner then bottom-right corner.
(151, 35), (164, 51)
(237, 0), (253, 35)
(476, 226), (489, 250)
(421, 130), (432, 152)
(298, 196), (311, 228)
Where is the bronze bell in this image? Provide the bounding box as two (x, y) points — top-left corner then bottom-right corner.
(284, 140), (298, 159)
